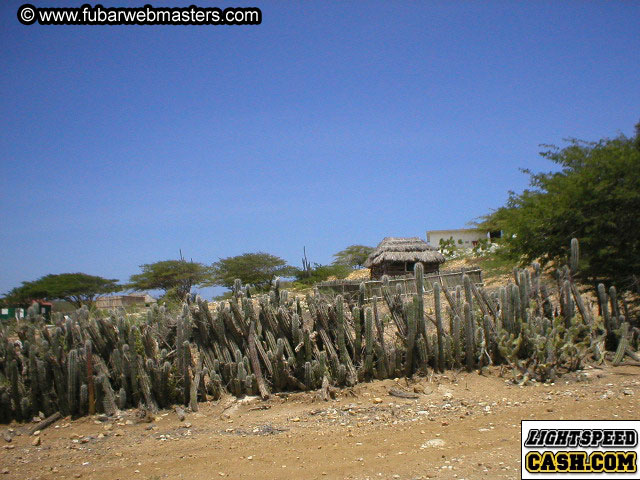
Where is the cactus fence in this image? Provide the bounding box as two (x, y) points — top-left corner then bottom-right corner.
(0, 240), (638, 423)
(317, 268), (483, 302)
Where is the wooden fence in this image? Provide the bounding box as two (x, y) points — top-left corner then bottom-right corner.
(317, 268), (483, 303)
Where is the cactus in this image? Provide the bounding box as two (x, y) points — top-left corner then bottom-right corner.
(364, 307), (374, 377)
(405, 299), (417, 375)
(613, 323), (629, 366)
(609, 286), (620, 321)
(353, 306), (362, 363)
(597, 283), (617, 351)
(303, 362), (313, 389)
(463, 274), (473, 313)
(464, 302), (475, 372)
(67, 349), (79, 414)
(433, 282), (445, 372)
(570, 238), (579, 273)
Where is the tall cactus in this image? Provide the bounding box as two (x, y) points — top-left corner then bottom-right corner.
(364, 307), (374, 377)
(464, 302), (475, 372)
(433, 282), (445, 372)
(570, 237), (579, 274)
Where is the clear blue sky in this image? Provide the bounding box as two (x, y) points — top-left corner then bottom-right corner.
(1, 1), (639, 298)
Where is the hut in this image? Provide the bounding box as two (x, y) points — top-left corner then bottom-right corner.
(364, 237), (446, 279)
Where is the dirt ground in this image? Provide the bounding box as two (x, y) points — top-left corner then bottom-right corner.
(1, 365), (638, 480)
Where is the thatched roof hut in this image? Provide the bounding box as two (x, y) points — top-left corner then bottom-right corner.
(364, 237), (445, 279)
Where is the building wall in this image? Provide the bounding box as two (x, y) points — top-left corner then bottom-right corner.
(426, 229), (490, 248)
(95, 295), (147, 309)
(370, 260), (440, 279)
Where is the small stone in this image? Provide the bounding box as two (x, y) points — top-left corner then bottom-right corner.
(421, 439), (446, 448)
(1, 468), (8, 475)
(623, 389), (634, 396)
(373, 398), (383, 404)
(32, 436), (41, 446)
(184, 422), (192, 428)
(291, 417), (300, 422)
(74, 474), (82, 478)
(32, 430), (41, 436)
(114, 429), (125, 437)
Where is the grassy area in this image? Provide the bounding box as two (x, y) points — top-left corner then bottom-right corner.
(470, 253), (516, 280)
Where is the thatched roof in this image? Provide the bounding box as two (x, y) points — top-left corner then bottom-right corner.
(363, 237), (446, 267)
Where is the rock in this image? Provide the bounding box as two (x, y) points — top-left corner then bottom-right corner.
(623, 389), (634, 396)
(421, 439), (446, 448)
(3, 434), (11, 443)
(175, 407), (186, 421)
(1, 468), (8, 474)
(114, 429), (125, 437)
(32, 436), (41, 446)
(32, 430), (41, 436)
(373, 397), (383, 404)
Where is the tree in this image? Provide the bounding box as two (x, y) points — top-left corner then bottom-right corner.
(207, 252), (296, 291)
(332, 245), (374, 268)
(293, 263), (353, 285)
(480, 123), (640, 290)
(4, 273), (120, 308)
(128, 260), (212, 300)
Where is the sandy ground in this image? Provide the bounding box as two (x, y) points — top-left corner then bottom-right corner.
(1, 365), (638, 480)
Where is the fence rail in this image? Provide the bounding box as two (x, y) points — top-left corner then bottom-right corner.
(317, 268), (483, 302)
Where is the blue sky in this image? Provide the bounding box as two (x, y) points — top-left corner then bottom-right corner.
(1, 1), (639, 298)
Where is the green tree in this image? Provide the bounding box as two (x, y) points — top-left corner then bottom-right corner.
(4, 273), (121, 308)
(294, 263), (353, 285)
(480, 124), (640, 290)
(128, 260), (212, 300)
(207, 252), (296, 291)
(332, 245), (374, 268)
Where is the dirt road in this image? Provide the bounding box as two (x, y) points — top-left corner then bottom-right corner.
(2, 365), (638, 480)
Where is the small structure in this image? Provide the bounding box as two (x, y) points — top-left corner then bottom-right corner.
(364, 237), (446, 279)
(426, 228), (501, 248)
(0, 300), (52, 321)
(95, 294), (156, 310)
